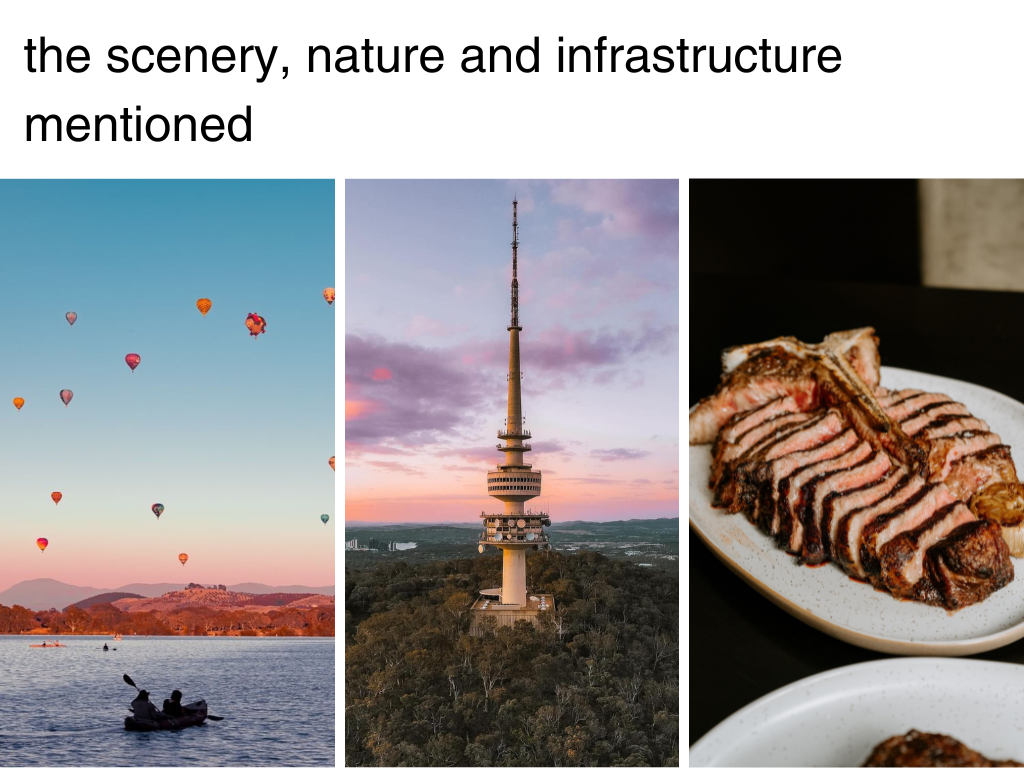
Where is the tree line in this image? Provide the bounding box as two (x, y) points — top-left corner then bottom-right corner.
(0, 602), (334, 636)
(346, 551), (679, 767)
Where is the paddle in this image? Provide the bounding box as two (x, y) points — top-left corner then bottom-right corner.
(122, 674), (224, 720)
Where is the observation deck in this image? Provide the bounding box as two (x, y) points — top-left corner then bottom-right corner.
(486, 469), (542, 502)
(478, 509), (551, 551)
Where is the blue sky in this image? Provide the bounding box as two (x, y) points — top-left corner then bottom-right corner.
(0, 180), (335, 591)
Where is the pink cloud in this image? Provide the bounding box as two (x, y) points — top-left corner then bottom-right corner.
(371, 367), (392, 381)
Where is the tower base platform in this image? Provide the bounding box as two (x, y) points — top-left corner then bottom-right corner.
(468, 591), (554, 636)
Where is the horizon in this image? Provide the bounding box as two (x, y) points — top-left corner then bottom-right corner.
(344, 514), (680, 526)
(0, 181), (335, 591)
(346, 180), (680, 523)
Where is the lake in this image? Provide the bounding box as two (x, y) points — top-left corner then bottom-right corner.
(0, 635), (334, 766)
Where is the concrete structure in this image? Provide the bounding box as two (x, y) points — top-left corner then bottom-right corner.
(470, 200), (554, 636)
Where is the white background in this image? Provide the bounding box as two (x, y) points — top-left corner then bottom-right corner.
(8, 0), (1024, 756)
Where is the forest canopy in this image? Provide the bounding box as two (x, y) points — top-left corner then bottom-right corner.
(346, 551), (679, 767)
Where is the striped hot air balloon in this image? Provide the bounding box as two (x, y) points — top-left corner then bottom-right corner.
(196, 298), (212, 316)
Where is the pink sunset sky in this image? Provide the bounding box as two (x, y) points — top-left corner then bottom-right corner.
(345, 180), (679, 523)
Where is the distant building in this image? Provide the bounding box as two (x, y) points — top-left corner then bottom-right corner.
(470, 201), (554, 636)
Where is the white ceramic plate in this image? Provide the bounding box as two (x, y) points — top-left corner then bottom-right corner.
(689, 366), (1024, 655)
(689, 658), (1024, 767)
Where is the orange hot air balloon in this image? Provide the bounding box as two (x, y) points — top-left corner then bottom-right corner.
(51, 492), (62, 505)
(13, 397), (24, 411)
(245, 312), (267, 338)
(37, 538), (48, 552)
(125, 353), (141, 372)
(60, 389), (73, 407)
(196, 298), (212, 316)
(323, 288), (335, 305)
(329, 456), (335, 471)
(178, 553), (189, 566)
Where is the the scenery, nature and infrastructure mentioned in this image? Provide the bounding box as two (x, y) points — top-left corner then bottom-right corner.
(0, 180), (335, 767)
(346, 180), (680, 767)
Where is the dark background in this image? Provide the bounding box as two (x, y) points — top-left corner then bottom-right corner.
(688, 180), (1024, 749)
(690, 179), (922, 284)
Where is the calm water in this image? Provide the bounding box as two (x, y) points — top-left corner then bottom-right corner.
(0, 636), (334, 766)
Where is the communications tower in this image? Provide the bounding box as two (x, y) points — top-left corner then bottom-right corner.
(470, 200), (554, 634)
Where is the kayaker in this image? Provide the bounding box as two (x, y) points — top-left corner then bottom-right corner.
(131, 690), (169, 722)
(103, 643), (109, 651)
(162, 690), (184, 717)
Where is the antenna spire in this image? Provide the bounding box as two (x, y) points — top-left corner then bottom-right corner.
(510, 198), (519, 329)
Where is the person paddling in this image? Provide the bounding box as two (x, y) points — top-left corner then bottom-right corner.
(131, 690), (168, 722)
(162, 690), (184, 717)
(103, 643), (109, 651)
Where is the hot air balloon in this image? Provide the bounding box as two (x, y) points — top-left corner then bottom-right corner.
(36, 538), (48, 552)
(329, 456), (335, 471)
(60, 389), (73, 407)
(51, 492), (62, 505)
(178, 553), (188, 566)
(66, 312), (77, 326)
(245, 313), (267, 338)
(152, 503), (164, 520)
(323, 288), (335, 305)
(321, 514), (330, 525)
(13, 397), (24, 411)
(125, 353), (141, 372)
(196, 298), (212, 316)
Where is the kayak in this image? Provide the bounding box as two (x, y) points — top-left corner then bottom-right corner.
(29, 643), (66, 648)
(124, 700), (207, 731)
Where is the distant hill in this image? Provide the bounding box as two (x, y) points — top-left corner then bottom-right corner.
(111, 587), (335, 613)
(67, 592), (145, 610)
(0, 579), (336, 611)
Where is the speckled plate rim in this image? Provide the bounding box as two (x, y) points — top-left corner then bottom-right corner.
(689, 366), (1024, 657)
(688, 657), (1024, 767)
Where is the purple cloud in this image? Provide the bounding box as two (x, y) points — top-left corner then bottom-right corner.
(365, 460), (424, 475)
(590, 448), (652, 462)
(346, 333), (490, 446)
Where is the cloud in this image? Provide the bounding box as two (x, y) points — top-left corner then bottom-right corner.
(442, 464), (482, 473)
(345, 333), (490, 446)
(365, 460), (424, 475)
(590, 448), (652, 462)
(548, 179), (678, 241)
(436, 446), (502, 464)
(407, 314), (465, 338)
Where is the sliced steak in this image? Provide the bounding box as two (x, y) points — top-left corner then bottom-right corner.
(879, 502), (976, 598)
(915, 520), (1015, 610)
(927, 431), (1003, 482)
(901, 402), (974, 437)
(944, 445), (1020, 502)
(876, 388), (924, 408)
(918, 416), (990, 442)
(689, 348), (819, 445)
(710, 410), (814, 497)
(755, 429), (861, 534)
(835, 475), (928, 578)
(713, 396), (799, 452)
(860, 484), (958, 578)
(801, 449), (892, 565)
(715, 411), (830, 509)
(728, 411), (845, 517)
(862, 729), (1024, 767)
(823, 469), (907, 561)
(778, 441), (873, 555)
(884, 392), (954, 422)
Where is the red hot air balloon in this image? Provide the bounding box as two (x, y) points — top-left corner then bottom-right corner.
(37, 538), (48, 552)
(125, 353), (141, 372)
(178, 553), (189, 566)
(66, 312), (77, 326)
(60, 390), (74, 407)
(51, 492), (62, 505)
(324, 288), (335, 305)
(245, 313), (267, 338)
